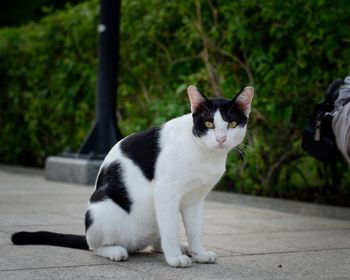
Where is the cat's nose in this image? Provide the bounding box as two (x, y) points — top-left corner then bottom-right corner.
(216, 136), (227, 144)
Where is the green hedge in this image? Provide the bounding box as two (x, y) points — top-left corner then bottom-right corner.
(0, 1), (98, 165)
(1, 0), (350, 205)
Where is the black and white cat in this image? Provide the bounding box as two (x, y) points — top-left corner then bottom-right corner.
(12, 85), (254, 268)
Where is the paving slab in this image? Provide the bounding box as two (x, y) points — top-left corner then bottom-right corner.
(1, 165), (350, 280)
(204, 228), (350, 255)
(0, 224), (86, 236)
(201, 217), (350, 236)
(0, 193), (89, 220)
(1, 249), (350, 280)
(0, 213), (82, 227)
(0, 231), (11, 245)
(0, 245), (110, 271)
(90, 249), (350, 280)
(0, 264), (160, 280)
(203, 203), (350, 235)
(208, 190), (350, 220)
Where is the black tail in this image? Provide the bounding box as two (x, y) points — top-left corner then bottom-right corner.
(11, 231), (89, 250)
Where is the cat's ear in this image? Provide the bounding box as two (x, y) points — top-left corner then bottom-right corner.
(234, 86), (254, 116)
(187, 85), (207, 113)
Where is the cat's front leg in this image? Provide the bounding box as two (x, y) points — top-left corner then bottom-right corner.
(181, 199), (217, 264)
(154, 188), (192, 268)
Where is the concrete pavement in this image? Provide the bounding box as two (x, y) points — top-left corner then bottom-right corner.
(0, 165), (350, 279)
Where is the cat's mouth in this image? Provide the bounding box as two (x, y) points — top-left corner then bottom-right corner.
(215, 143), (228, 150)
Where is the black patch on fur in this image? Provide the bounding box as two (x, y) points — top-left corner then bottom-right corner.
(120, 127), (161, 181)
(11, 231), (89, 250)
(90, 161), (132, 213)
(192, 97), (248, 137)
(85, 210), (93, 232)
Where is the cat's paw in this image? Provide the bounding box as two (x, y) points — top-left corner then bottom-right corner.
(192, 251), (217, 264)
(109, 246), (128, 261)
(95, 246), (128, 261)
(166, 255), (192, 268)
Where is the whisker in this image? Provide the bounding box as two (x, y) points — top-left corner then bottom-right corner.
(236, 145), (247, 153)
(233, 146), (246, 161)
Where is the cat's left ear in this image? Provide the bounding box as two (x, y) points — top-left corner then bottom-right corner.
(234, 86), (254, 116)
(187, 85), (208, 113)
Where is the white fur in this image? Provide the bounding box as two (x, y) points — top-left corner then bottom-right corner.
(86, 109), (249, 267)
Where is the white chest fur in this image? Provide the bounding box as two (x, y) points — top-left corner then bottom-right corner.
(154, 114), (227, 201)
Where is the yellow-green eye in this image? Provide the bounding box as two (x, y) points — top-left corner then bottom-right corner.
(205, 121), (215, 129)
(228, 121), (237, 128)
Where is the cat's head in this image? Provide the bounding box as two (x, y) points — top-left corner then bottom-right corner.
(187, 85), (254, 152)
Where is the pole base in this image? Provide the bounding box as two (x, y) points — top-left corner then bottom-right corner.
(78, 120), (122, 156)
(45, 156), (102, 185)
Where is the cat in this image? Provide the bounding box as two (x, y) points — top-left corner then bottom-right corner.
(12, 85), (254, 268)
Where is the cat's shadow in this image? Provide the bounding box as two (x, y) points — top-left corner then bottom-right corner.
(129, 250), (164, 263)
(92, 249), (165, 265)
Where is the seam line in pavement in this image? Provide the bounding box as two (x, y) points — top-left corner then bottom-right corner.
(222, 247), (350, 258)
(0, 263), (115, 272)
(202, 227), (350, 236)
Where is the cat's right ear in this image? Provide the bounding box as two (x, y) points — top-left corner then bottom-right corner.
(187, 85), (207, 113)
(234, 86), (254, 116)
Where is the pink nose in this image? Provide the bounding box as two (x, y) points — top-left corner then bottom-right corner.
(216, 136), (227, 144)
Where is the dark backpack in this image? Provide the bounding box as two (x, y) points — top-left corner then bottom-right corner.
(301, 79), (343, 162)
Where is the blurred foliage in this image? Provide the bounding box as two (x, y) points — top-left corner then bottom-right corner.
(0, 0), (350, 206)
(0, 1), (98, 165)
(0, 0), (83, 27)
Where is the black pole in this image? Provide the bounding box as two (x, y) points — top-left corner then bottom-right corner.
(78, 0), (123, 159)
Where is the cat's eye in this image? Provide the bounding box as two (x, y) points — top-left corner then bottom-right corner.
(205, 121), (215, 129)
(228, 121), (237, 128)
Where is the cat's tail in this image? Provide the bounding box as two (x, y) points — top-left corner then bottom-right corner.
(11, 231), (89, 250)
